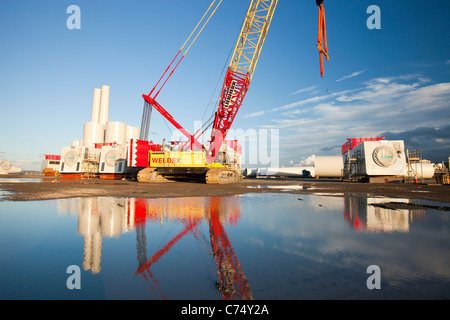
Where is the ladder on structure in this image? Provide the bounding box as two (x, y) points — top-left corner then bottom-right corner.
(343, 149), (360, 182)
(81, 149), (100, 179)
(406, 149), (423, 183)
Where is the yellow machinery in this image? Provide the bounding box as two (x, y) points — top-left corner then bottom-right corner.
(138, 147), (242, 184)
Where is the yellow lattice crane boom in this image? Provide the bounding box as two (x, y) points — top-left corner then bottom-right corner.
(208, 0), (278, 163)
(230, 0), (277, 82)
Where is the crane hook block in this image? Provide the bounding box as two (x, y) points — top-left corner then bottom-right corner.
(317, 1), (329, 77)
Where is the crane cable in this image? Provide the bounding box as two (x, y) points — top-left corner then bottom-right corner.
(149, 0), (222, 99)
(201, 8), (247, 125)
(317, 0), (329, 77)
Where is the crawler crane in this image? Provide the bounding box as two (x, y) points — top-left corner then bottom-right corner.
(137, 0), (329, 184)
(137, 0), (277, 184)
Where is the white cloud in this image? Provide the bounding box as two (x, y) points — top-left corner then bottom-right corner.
(336, 81), (420, 103)
(336, 70), (366, 82)
(12, 159), (41, 170)
(243, 110), (265, 119)
(290, 85), (317, 95)
(281, 108), (310, 118)
(271, 88), (362, 112)
(291, 154), (315, 167)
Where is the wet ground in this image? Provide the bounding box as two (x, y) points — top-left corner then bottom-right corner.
(0, 175), (449, 203)
(0, 176), (449, 301)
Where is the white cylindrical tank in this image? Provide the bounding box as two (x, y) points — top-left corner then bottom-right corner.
(126, 126), (139, 144)
(259, 168), (268, 176)
(244, 168), (259, 177)
(105, 121), (127, 146)
(260, 167), (315, 177)
(408, 163), (435, 179)
(91, 88), (102, 123)
(314, 156), (343, 178)
(99, 85), (110, 125)
(83, 122), (105, 148)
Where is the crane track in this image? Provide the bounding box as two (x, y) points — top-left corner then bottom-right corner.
(137, 167), (172, 183)
(137, 167), (242, 184)
(205, 168), (242, 184)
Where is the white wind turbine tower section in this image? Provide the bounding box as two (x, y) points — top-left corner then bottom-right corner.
(83, 86), (109, 148)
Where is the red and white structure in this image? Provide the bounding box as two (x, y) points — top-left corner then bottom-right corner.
(60, 85), (141, 179)
(41, 154), (61, 175)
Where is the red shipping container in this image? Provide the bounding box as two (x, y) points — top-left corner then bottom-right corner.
(341, 137), (384, 154)
(45, 154), (61, 160)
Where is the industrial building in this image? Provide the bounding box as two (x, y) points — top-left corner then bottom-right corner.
(41, 155), (60, 176)
(248, 137), (437, 183)
(59, 85), (141, 179)
(342, 138), (435, 182)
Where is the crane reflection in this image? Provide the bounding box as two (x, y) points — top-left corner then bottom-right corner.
(57, 196), (251, 300)
(135, 196), (252, 300)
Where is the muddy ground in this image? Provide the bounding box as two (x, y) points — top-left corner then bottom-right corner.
(0, 174), (449, 204)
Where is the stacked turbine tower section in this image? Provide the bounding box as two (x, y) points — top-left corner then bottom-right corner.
(59, 85), (141, 179)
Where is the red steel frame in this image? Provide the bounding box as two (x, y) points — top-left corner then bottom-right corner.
(207, 67), (250, 163)
(142, 94), (203, 151)
(142, 66), (249, 163)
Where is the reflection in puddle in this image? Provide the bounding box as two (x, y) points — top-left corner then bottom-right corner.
(58, 196), (251, 300)
(344, 198), (413, 233)
(246, 185), (304, 191)
(1, 193), (449, 299)
(0, 190), (12, 198)
(0, 178), (43, 183)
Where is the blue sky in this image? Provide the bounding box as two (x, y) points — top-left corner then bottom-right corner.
(1, 0), (449, 170)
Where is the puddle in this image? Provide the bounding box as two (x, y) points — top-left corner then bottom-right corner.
(267, 185), (304, 190)
(0, 178), (43, 183)
(246, 184), (305, 191)
(0, 190), (13, 200)
(311, 192), (346, 196)
(0, 193), (449, 299)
